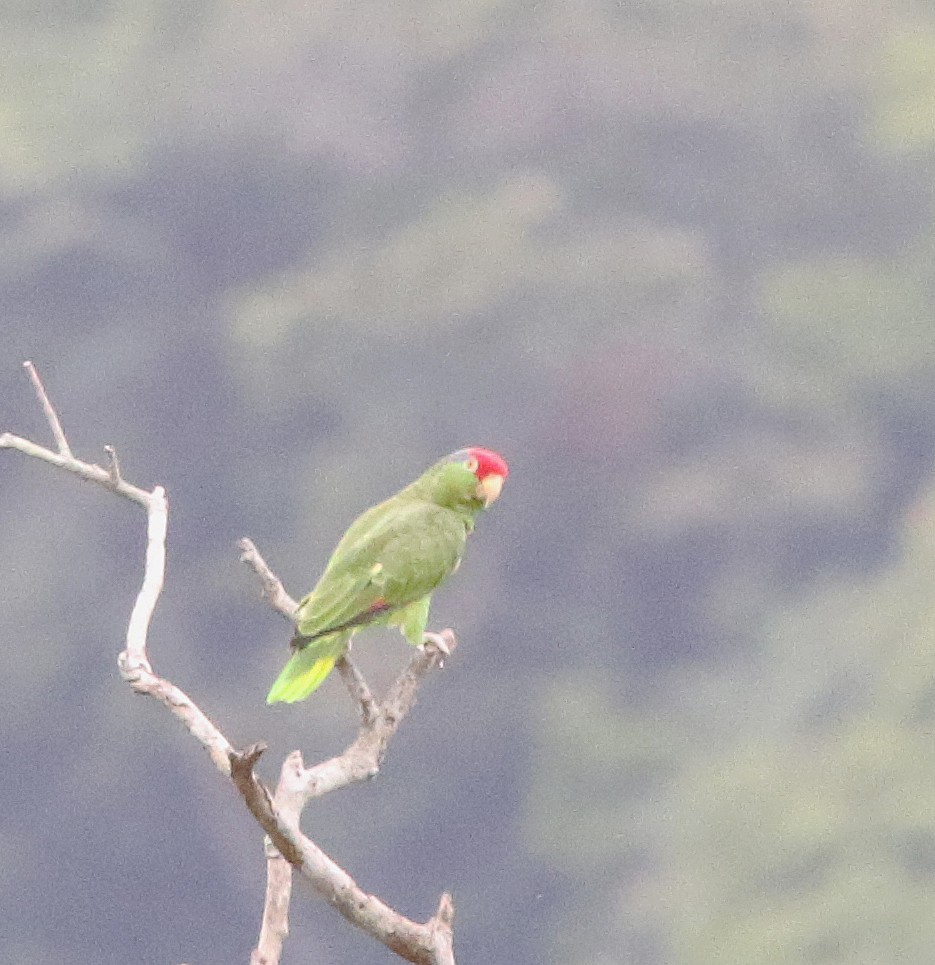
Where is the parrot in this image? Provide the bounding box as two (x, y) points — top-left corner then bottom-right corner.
(266, 446), (509, 704)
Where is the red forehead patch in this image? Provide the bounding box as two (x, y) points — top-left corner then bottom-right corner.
(466, 447), (509, 479)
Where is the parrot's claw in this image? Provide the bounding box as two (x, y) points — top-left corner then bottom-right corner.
(421, 631), (451, 656)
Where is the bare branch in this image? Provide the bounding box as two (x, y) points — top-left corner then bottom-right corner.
(0, 430), (152, 506)
(234, 748), (456, 965)
(24, 359), (72, 456)
(119, 655), (237, 776)
(300, 632), (458, 802)
(121, 484), (167, 673)
(239, 540), (457, 799)
(335, 654), (379, 725)
(104, 444), (123, 486)
(239, 537), (380, 719)
(4, 365), (234, 775)
(381, 632), (456, 735)
(5, 364), (459, 965)
(238, 537), (298, 618)
(251, 762), (299, 965)
(251, 844), (292, 965)
(429, 893), (457, 965)
(240, 542), (459, 958)
(230, 745), (302, 865)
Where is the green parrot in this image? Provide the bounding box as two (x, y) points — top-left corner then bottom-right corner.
(267, 447), (509, 703)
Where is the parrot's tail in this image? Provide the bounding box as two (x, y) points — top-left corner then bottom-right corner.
(266, 635), (347, 704)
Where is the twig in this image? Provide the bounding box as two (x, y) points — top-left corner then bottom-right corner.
(238, 538), (298, 619)
(0, 428), (152, 505)
(336, 654), (379, 725)
(24, 359), (72, 456)
(239, 535), (380, 722)
(104, 445), (122, 486)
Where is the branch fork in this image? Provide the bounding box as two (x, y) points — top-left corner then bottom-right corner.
(2, 363), (458, 965)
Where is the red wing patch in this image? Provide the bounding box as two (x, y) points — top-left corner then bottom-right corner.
(365, 598), (391, 617)
(293, 598), (394, 649)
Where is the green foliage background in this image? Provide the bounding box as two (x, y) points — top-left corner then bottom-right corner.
(3, 1), (935, 962)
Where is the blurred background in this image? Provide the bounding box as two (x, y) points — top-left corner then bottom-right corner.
(3, 1), (935, 963)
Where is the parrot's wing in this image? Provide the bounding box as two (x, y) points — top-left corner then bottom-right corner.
(293, 565), (389, 641)
(294, 500), (466, 642)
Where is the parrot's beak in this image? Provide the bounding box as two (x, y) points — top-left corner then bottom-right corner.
(477, 473), (505, 507)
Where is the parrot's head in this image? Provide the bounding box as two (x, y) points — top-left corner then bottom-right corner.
(427, 447), (509, 512)
(462, 447), (509, 507)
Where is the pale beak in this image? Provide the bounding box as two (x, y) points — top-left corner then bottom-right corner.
(476, 473), (505, 507)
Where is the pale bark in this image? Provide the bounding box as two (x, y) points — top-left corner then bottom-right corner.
(2, 362), (457, 965)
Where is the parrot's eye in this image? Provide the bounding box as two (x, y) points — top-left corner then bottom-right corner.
(465, 456), (479, 474)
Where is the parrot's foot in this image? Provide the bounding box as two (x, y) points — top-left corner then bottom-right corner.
(421, 630), (451, 656)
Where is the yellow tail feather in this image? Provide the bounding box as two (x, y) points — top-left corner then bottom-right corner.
(266, 646), (341, 704)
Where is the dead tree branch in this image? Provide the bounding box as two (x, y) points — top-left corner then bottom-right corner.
(238, 537), (298, 619)
(2, 363), (457, 965)
(24, 359), (72, 457)
(239, 538), (458, 961)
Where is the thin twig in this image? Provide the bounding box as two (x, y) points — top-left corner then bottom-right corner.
(239, 538), (298, 619)
(104, 445), (122, 486)
(24, 359), (72, 456)
(0, 431), (152, 506)
(335, 655), (379, 725)
(241, 536), (380, 718)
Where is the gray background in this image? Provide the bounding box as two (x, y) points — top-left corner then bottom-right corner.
(4, 2), (935, 963)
